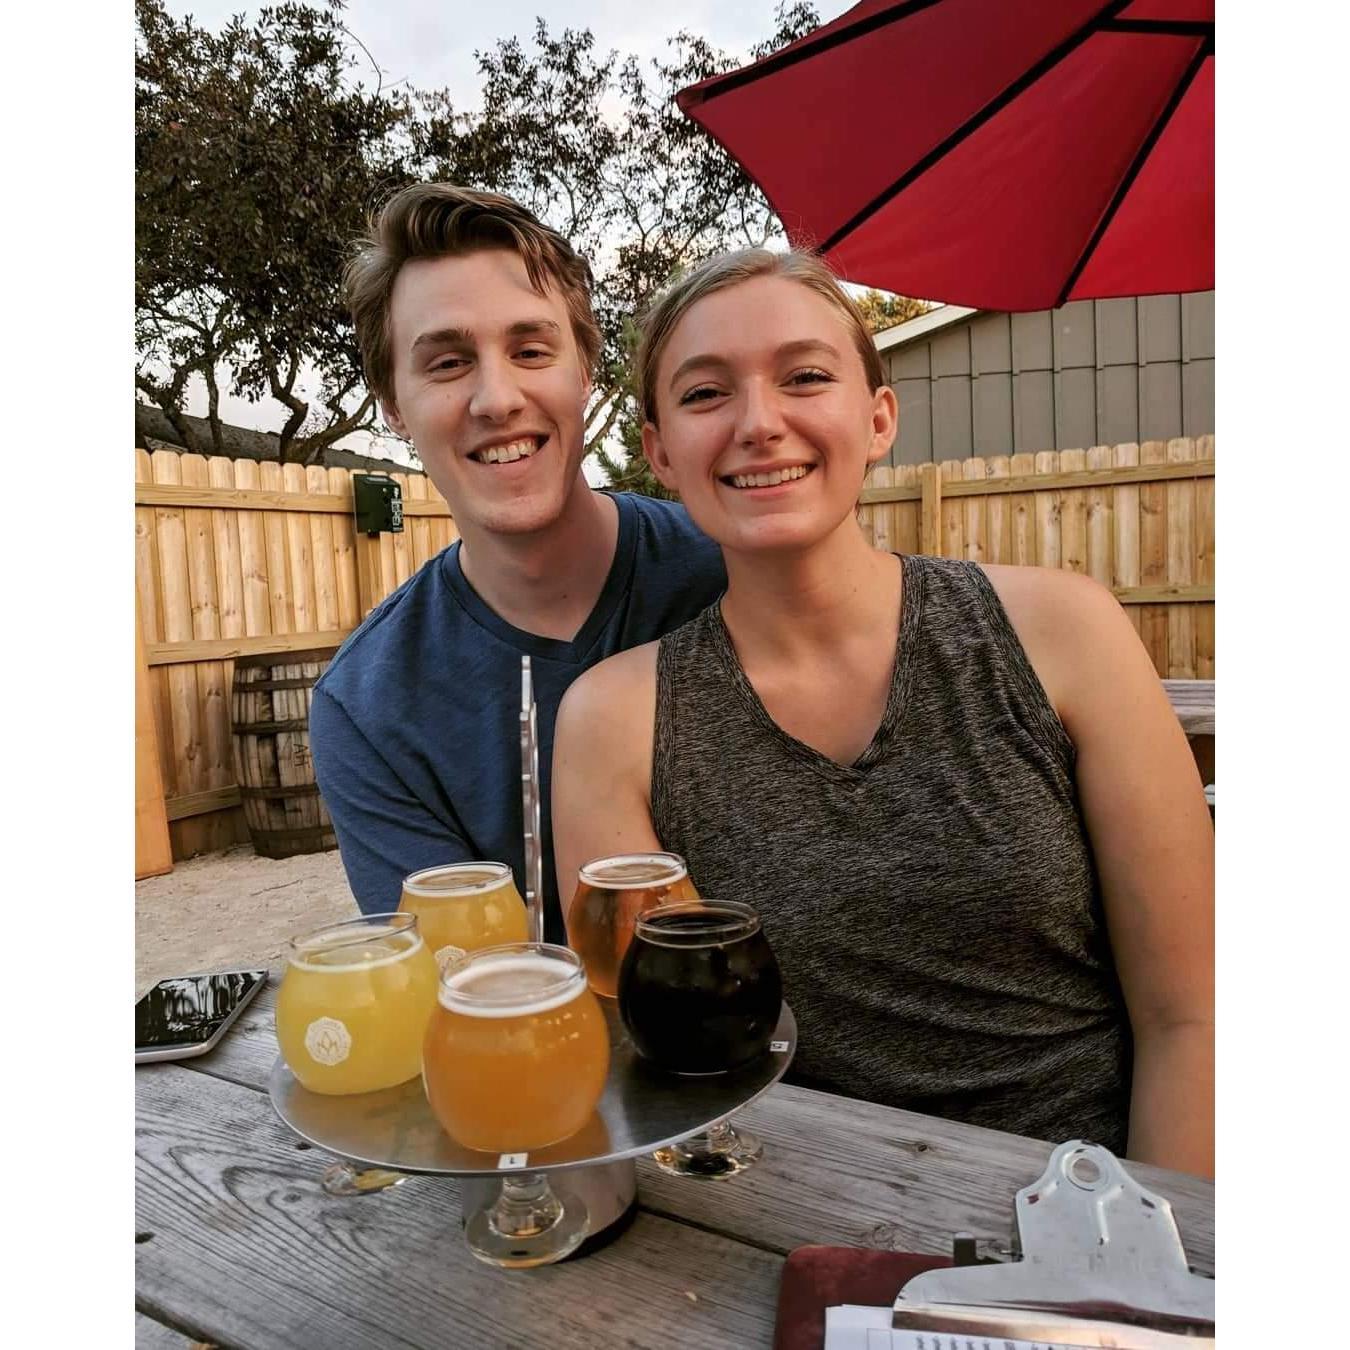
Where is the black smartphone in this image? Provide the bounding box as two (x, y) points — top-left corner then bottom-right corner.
(135, 969), (268, 1063)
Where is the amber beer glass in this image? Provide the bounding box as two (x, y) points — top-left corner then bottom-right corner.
(399, 862), (529, 969)
(275, 913), (439, 1095)
(566, 852), (697, 998)
(422, 943), (609, 1153)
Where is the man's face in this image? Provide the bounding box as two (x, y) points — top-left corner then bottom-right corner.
(382, 249), (593, 537)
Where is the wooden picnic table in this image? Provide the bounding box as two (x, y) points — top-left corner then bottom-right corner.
(136, 982), (1214, 1348)
(1163, 678), (1215, 736)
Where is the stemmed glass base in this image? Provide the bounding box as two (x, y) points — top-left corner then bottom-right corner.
(650, 1117), (763, 1179)
(464, 1172), (590, 1268)
(321, 1162), (412, 1196)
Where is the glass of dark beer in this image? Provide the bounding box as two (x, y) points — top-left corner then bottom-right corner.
(618, 898), (781, 1177)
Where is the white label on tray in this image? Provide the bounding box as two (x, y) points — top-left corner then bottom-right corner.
(498, 1152), (529, 1169)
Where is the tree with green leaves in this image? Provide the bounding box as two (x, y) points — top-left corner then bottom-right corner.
(136, 0), (450, 462)
(855, 289), (932, 336)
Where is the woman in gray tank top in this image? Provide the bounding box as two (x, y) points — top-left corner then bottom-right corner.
(552, 250), (1213, 1177)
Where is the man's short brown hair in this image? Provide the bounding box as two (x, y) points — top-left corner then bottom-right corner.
(344, 183), (602, 406)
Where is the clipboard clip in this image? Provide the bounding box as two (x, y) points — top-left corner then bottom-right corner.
(892, 1140), (1214, 1348)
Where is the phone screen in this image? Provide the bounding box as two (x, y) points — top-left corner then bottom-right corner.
(135, 971), (266, 1050)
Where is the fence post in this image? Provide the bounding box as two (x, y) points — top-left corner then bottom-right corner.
(919, 463), (942, 556)
(135, 600), (173, 879)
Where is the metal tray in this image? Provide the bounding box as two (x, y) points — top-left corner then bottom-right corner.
(268, 1000), (797, 1177)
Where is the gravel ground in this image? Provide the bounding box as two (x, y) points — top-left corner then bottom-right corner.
(135, 845), (359, 996)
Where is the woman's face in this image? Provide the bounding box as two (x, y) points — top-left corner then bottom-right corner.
(642, 274), (896, 556)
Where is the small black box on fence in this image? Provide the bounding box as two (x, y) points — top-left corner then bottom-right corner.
(353, 473), (403, 535)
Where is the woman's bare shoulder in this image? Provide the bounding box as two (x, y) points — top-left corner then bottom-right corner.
(558, 641), (659, 720)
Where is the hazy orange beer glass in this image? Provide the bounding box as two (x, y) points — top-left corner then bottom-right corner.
(422, 944), (609, 1153)
(566, 852), (697, 998)
(399, 862), (529, 969)
(275, 912), (438, 1095)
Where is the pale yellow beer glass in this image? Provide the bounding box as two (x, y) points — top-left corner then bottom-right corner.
(399, 862), (529, 969)
(566, 852), (698, 998)
(276, 912), (438, 1095)
(422, 943), (609, 1153)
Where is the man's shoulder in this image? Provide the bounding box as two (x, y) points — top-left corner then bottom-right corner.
(316, 548), (466, 705)
(615, 491), (711, 548)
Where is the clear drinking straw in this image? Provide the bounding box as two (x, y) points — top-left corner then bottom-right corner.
(520, 655), (545, 944)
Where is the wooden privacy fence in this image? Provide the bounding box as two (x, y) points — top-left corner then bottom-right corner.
(857, 435), (1214, 683)
(135, 447), (458, 860)
(135, 435), (1213, 861)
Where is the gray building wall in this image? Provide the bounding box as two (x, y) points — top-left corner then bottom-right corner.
(882, 291), (1214, 466)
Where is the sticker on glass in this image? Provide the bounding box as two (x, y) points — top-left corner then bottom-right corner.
(435, 944), (468, 972)
(305, 1016), (352, 1066)
(770, 1040), (789, 1053)
(498, 1152), (529, 1170)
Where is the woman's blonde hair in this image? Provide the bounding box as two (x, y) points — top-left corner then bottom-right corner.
(344, 182), (602, 405)
(635, 249), (885, 424)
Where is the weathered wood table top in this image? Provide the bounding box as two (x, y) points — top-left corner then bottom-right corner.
(136, 985), (1214, 1349)
(1163, 678), (1215, 736)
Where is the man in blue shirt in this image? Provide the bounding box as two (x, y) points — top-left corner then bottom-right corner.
(311, 184), (725, 941)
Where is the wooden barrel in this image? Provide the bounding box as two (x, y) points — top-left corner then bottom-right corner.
(230, 648), (339, 859)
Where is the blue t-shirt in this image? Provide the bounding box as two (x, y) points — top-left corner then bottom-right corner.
(311, 492), (726, 942)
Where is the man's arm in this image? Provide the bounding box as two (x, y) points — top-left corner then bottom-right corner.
(551, 643), (663, 920)
(310, 685), (474, 915)
(989, 566), (1215, 1177)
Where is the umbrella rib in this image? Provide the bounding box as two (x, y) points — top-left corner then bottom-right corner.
(677, 0), (948, 109)
(1054, 36), (1213, 310)
(818, 0), (1134, 255)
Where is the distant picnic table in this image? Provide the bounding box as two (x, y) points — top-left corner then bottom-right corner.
(1163, 679), (1215, 737)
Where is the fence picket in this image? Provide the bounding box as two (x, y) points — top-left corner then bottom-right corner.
(282, 463), (316, 633)
(940, 459), (964, 559)
(1112, 443), (1142, 638)
(1139, 440), (1171, 676)
(327, 467), (360, 629)
(257, 460), (293, 633)
(1033, 451), (1061, 569)
(1166, 437), (1198, 680)
(1058, 448), (1088, 574)
(306, 465), (340, 633)
(1195, 436), (1215, 678)
(895, 465), (920, 555)
(985, 456), (1012, 564)
(1009, 453), (1037, 566)
(962, 457), (988, 562)
(1085, 445), (1114, 589)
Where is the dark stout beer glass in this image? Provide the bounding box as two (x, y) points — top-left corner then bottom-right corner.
(619, 899), (781, 1074)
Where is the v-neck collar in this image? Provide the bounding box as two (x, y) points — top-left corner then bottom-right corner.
(707, 554), (924, 787)
(440, 492), (637, 666)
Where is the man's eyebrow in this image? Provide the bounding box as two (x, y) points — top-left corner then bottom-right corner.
(667, 338), (843, 387)
(410, 318), (562, 355)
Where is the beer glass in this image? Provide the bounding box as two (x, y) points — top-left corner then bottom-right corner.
(619, 899), (781, 1178)
(423, 943), (610, 1266)
(566, 852), (697, 998)
(399, 862), (529, 970)
(275, 912), (438, 1096)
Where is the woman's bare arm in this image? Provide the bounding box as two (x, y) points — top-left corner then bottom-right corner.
(551, 643), (663, 921)
(987, 566), (1215, 1178)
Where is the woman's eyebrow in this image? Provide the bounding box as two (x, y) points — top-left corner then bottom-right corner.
(667, 338), (842, 387)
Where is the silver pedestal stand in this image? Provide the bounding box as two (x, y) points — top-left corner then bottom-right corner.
(268, 1000), (797, 1262)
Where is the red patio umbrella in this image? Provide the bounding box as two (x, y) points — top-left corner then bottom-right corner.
(676, 0), (1213, 311)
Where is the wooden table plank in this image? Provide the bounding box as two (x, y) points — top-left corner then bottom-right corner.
(176, 984), (1213, 1277)
(135, 1311), (203, 1348)
(137, 1066), (784, 1350)
(637, 1083), (1212, 1276)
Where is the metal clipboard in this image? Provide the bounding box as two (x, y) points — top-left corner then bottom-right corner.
(890, 1141), (1214, 1348)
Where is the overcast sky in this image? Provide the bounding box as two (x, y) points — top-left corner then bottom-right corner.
(152, 2), (855, 466)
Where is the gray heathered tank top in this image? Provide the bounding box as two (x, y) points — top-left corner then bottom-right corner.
(652, 553), (1132, 1151)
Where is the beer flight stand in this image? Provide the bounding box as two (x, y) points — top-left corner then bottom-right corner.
(269, 998), (798, 1261)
